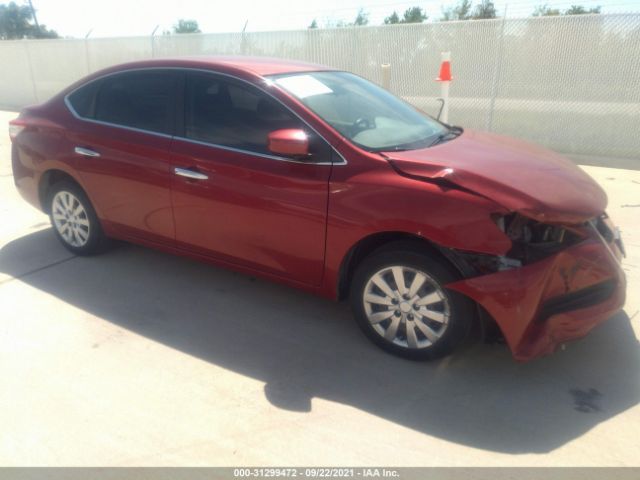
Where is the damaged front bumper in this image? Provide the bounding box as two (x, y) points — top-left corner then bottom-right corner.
(446, 217), (626, 361)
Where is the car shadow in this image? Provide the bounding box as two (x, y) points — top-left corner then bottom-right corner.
(2, 228), (639, 454)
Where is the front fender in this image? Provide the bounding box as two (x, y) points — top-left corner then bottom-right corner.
(320, 161), (512, 299)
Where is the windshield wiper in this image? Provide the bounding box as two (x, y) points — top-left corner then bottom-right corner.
(370, 126), (464, 153)
(427, 126), (463, 148)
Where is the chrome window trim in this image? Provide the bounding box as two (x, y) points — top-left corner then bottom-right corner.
(172, 136), (334, 166)
(64, 66), (347, 166)
(63, 98), (175, 140)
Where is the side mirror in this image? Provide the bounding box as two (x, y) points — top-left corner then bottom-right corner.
(267, 129), (309, 157)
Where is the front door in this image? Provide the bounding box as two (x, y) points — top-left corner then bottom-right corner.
(170, 72), (333, 286)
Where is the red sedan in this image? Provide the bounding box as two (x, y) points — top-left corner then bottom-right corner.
(9, 57), (626, 361)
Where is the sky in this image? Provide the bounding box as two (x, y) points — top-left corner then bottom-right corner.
(28, 0), (640, 38)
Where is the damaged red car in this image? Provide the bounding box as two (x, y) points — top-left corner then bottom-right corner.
(9, 57), (626, 361)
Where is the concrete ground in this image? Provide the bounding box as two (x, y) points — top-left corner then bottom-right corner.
(0, 110), (638, 466)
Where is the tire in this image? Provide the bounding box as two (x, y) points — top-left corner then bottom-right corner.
(47, 180), (109, 255)
(350, 242), (476, 360)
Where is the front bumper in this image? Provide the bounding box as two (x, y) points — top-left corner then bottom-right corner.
(446, 222), (626, 361)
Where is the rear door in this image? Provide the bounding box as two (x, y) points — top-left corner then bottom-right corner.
(169, 71), (333, 285)
(66, 69), (178, 244)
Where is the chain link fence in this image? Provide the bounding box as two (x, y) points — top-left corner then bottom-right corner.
(1, 14), (639, 164)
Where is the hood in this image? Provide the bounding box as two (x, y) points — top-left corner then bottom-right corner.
(383, 129), (607, 224)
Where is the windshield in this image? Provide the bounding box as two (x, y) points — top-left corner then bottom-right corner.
(269, 71), (449, 152)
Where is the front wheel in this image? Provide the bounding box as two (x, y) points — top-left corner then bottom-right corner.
(350, 245), (475, 360)
(47, 180), (109, 255)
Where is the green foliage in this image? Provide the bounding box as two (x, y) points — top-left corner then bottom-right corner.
(383, 11), (400, 24)
(533, 4), (601, 16)
(334, 8), (369, 27)
(173, 19), (201, 34)
(353, 8), (369, 26)
(0, 1), (31, 39)
(566, 5), (601, 15)
(402, 7), (428, 23)
(472, 1), (497, 19)
(30, 24), (57, 38)
(0, 1), (58, 39)
(313, 1), (602, 28)
(441, 0), (473, 21)
(442, 1), (498, 21)
(533, 5), (561, 16)
(385, 7), (427, 24)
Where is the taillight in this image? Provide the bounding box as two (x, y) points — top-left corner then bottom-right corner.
(8, 119), (26, 140)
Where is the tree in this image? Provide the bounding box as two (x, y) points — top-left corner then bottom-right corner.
(472, 0), (497, 19)
(441, 0), (472, 21)
(0, 1), (57, 39)
(565, 5), (601, 15)
(532, 5), (561, 16)
(173, 19), (200, 34)
(402, 6), (428, 23)
(0, 2), (31, 39)
(308, 19), (318, 29)
(353, 8), (369, 26)
(336, 8), (369, 27)
(533, 4), (601, 16)
(383, 11), (400, 24)
(30, 22), (56, 38)
(384, 7), (427, 24)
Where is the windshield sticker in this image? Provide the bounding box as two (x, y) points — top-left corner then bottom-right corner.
(275, 75), (333, 98)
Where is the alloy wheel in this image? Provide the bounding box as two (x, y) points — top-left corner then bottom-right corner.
(363, 266), (450, 349)
(51, 191), (91, 248)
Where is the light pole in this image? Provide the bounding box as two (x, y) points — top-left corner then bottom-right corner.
(27, 0), (41, 33)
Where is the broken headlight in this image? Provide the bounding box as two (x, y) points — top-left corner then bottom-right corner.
(495, 213), (584, 264)
(453, 214), (587, 276)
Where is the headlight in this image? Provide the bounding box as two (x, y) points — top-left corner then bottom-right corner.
(493, 213), (584, 264)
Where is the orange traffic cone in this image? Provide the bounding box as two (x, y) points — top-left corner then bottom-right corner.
(436, 51), (453, 82)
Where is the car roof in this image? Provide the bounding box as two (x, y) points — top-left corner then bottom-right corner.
(104, 56), (333, 77)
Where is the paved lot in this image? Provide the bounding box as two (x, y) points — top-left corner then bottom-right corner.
(0, 110), (639, 466)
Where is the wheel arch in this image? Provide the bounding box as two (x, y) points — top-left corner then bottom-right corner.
(38, 169), (86, 214)
(336, 231), (476, 302)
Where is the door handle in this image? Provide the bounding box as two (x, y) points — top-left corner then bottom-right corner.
(174, 167), (209, 180)
(74, 146), (101, 157)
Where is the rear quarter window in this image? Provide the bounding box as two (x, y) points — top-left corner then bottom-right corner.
(67, 81), (100, 118)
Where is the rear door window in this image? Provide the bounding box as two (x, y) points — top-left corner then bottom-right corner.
(93, 71), (177, 135)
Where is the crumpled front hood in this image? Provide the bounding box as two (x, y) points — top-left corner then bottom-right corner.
(383, 129), (607, 224)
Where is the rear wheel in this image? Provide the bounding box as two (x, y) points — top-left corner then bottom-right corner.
(47, 181), (108, 255)
(350, 244), (475, 360)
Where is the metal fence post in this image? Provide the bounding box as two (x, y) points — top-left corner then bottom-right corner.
(436, 52), (453, 124)
(84, 29), (93, 75)
(150, 25), (159, 58)
(23, 41), (39, 103)
(381, 64), (391, 90)
(486, 7), (508, 132)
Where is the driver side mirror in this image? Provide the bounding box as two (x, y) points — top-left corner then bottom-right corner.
(267, 129), (309, 157)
